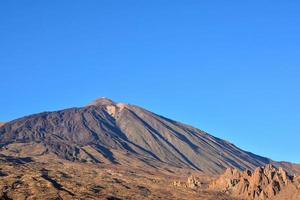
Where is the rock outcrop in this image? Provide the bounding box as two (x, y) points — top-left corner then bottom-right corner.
(186, 176), (204, 189)
(173, 176), (204, 188)
(274, 161), (300, 176)
(271, 175), (300, 200)
(172, 180), (187, 187)
(209, 164), (295, 199)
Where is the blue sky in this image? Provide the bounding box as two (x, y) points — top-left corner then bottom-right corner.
(1, 1), (300, 163)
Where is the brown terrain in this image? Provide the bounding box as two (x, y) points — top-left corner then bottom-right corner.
(0, 122), (5, 127)
(0, 98), (299, 199)
(0, 154), (238, 200)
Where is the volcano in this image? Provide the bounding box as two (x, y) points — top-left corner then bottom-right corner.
(0, 97), (270, 174)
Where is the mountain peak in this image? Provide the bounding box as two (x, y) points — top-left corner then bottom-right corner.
(87, 97), (130, 118)
(88, 97), (116, 106)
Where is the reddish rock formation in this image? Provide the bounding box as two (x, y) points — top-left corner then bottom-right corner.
(186, 176), (203, 189)
(209, 164), (295, 199)
(272, 175), (300, 200)
(274, 161), (300, 175)
(172, 175), (207, 189)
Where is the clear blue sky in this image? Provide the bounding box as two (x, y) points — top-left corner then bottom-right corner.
(1, 1), (300, 163)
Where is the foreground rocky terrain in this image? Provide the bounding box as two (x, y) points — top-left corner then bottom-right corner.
(0, 154), (237, 200)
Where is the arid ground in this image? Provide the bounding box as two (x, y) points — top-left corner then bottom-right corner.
(0, 155), (237, 200)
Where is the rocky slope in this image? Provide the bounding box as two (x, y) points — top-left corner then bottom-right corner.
(272, 175), (300, 200)
(209, 164), (298, 199)
(0, 97), (270, 174)
(274, 161), (300, 175)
